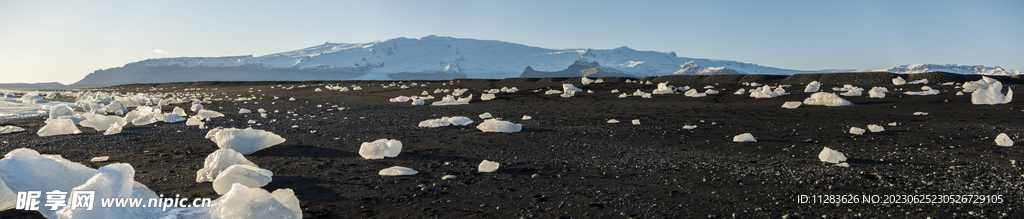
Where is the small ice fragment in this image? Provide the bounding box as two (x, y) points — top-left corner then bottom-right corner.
(867, 124), (884, 132)
(781, 101), (802, 109)
(849, 127), (865, 135)
(631, 119), (641, 125)
(480, 93), (496, 101)
(914, 112), (928, 116)
(888, 122), (898, 126)
(892, 77), (906, 85)
(802, 92), (854, 106)
(479, 112), (492, 119)
(239, 108), (251, 114)
(186, 117), (204, 126)
(0, 125), (26, 134)
(479, 160), (500, 172)
(607, 119), (620, 124)
(442, 175), (457, 180)
(522, 115), (532, 120)
(733, 133), (756, 142)
(379, 166), (418, 176)
(359, 139), (403, 159)
(996, 133), (1013, 146)
(818, 147), (847, 163)
(90, 156), (109, 162)
(682, 125), (697, 130)
(476, 119), (522, 133)
(835, 162), (850, 168)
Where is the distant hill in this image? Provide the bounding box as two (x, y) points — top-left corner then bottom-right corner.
(0, 82), (67, 90)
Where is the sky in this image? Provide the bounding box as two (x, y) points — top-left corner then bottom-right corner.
(1, 0), (1022, 84)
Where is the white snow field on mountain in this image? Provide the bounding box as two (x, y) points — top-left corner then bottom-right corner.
(59, 36), (1022, 88)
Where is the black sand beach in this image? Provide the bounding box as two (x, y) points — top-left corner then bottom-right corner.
(2, 74), (1023, 218)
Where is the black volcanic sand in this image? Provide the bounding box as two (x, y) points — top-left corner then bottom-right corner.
(2, 79), (1024, 218)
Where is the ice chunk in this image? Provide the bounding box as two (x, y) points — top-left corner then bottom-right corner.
(196, 109), (225, 120)
(191, 103), (204, 112)
(49, 104), (74, 119)
(103, 123), (123, 135)
(78, 113), (124, 132)
(802, 92), (854, 106)
(37, 118), (81, 136)
(0, 149), (160, 218)
(186, 117), (204, 126)
(804, 81), (821, 92)
(682, 125), (697, 130)
(130, 111), (158, 126)
(479, 160), (500, 172)
(419, 117), (473, 128)
(480, 93), (496, 101)
(684, 89), (706, 97)
(0, 126), (26, 135)
(522, 115), (532, 120)
(389, 96), (410, 102)
(172, 106), (187, 117)
(431, 95), (469, 106)
(196, 148), (258, 182)
(379, 166), (418, 176)
(733, 88), (746, 95)
(448, 116), (474, 126)
(90, 156), (109, 162)
(914, 112), (928, 116)
(781, 101), (802, 109)
(104, 101), (128, 114)
(607, 119), (620, 124)
(971, 81), (1012, 105)
(888, 122), (898, 126)
(611, 89), (619, 93)
(239, 108), (252, 114)
(835, 162), (850, 167)
(581, 77), (594, 85)
(54, 163), (165, 219)
(867, 124), (884, 132)
(479, 112), (493, 119)
(618, 93), (628, 98)
(212, 164), (273, 195)
(907, 79), (928, 85)
(477, 119), (522, 133)
(652, 82), (675, 94)
(956, 91), (964, 95)
(0, 176), (12, 211)
(359, 139), (403, 159)
(411, 98), (425, 105)
(892, 76), (906, 85)
(849, 127), (865, 135)
(818, 147), (847, 163)
(996, 133), (1013, 147)
(839, 85), (864, 96)
(749, 85), (786, 98)
(189, 184), (302, 219)
(868, 87), (888, 98)
(632, 119), (640, 125)
(733, 133), (756, 142)
(442, 175), (457, 180)
(205, 128), (286, 155)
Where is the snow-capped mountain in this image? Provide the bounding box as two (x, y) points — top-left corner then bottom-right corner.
(67, 35), (1020, 88)
(872, 64), (1021, 75)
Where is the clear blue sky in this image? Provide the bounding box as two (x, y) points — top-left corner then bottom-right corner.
(1, 0), (1021, 84)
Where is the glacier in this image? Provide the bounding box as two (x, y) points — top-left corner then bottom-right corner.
(64, 36), (1023, 88)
